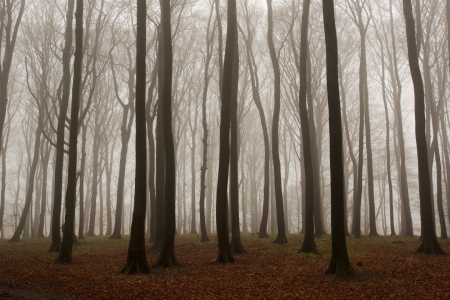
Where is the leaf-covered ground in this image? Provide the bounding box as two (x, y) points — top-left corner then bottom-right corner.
(1, 233), (449, 299)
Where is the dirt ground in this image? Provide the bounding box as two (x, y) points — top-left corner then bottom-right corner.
(1, 233), (449, 299)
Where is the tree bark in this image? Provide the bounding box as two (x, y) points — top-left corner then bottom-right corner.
(402, 0), (445, 254)
(121, 0), (151, 274)
(56, 0), (83, 263)
(266, 0), (287, 245)
(323, 0), (356, 277)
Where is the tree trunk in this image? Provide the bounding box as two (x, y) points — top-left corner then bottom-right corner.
(323, 0), (356, 277)
(121, 0), (150, 274)
(38, 142), (51, 238)
(402, 0), (445, 254)
(298, 0), (318, 254)
(153, 0), (180, 268)
(49, 0), (75, 253)
(10, 127), (41, 242)
(266, 0), (287, 245)
(214, 0), (236, 264)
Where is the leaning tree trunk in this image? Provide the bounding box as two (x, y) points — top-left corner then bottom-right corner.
(49, 0), (74, 253)
(214, 0), (237, 264)
(298, 0), (319, 255)
(9, 127), (41, 242)
(323, 0), (356, 277)
(241, 11), (270, 238)
(121, 0), (151, 274)
(266, 0), (287, 245)
(56, 0), (83, 264)
(402, 0), (445, 254)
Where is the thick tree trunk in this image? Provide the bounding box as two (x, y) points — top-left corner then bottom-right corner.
(153, 0), (180, 268)
(323, 0), (356, 277)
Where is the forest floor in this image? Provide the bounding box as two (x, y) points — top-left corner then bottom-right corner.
(1, 233), (449, 299)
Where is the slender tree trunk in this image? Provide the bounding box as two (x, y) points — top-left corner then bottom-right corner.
(266, 0), (287, 245)
(215, 0), (236, 264)
(49, 0), (75, 253)
(38, 142), (51, 238)
(298, 0), (318, 254)
(323, 0), (356, 276)
(402, 0), (445, 254)
(121, 0), (150, 274)
(78, 124), (87, 239)
(10, 127), (41, 242)
(56, 0), (83, 263)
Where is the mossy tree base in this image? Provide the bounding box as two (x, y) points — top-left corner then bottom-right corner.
(298, 239), (320, 255)
(121, 249), (151, 275)
(272, 234), (288, 245)
(109, 233), (122, 240)
(258, 232), (269, 239)
(9, 236), (20, 243)
(200, 235), (210, 243)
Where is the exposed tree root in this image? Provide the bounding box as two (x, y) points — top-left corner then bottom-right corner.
(47, 242), (61, 253)
(416, 240), (446, 255)
(108, 233), (122, 240)
(326, 258), (357, 277)
(258, 232), (269, 239)
(298, 241), (320, 255)
(149, 241), (163, 253)
(121, 249), (151, 275)
(215, 251), (236, 264)
(230, 240), (246, 254)
(9, 236), (20, 243)
(152, 251), (181, 268)
(272, 235), (288, 245)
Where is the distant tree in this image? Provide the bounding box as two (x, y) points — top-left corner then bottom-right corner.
(121, 0), (150, 274)
(323, 0), (356, 276)
(56, 0), (83, 264)
(199, 2), (215, 243)
(298, 0), (319, 254)
(215, 0), (236, 264)
(240, 0), (270, 239)
(266, 0), (287, 245)
(401, 0), (445, 254)
(0, 0), (25, 153)
(152, 0), (180, 268)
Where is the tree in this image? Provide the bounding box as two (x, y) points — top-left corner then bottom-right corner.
(298, 0), (319, 254)
(323, 0), (356, 277)
(266, 0), (287, 245)
(199, 1), (215, 243)
(215, 0), (236, 264)
(48, 0), (74, 253)
(121, 0), (150, 274)
(56, 0), (83, 264)
(0, 0), (25, 153)
(401, 0), (445, 255)
(152, 0), (180, 268)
